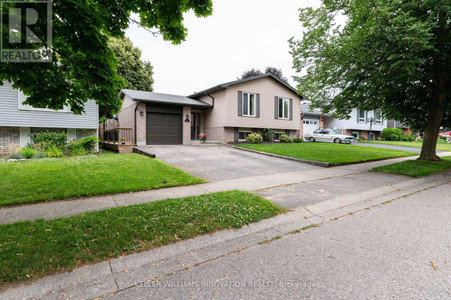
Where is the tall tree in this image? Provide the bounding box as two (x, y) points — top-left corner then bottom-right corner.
(290, 0), (450, 161)
(240, 67), (289, 84)
(240, 68), (263, 79)
(0, 0), (213, 115)
(99, 37), (154, 118)
(108, 37), (154, 92)
(264, 67), (288, 84)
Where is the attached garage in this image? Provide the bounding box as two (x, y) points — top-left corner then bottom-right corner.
(302, 116), (320, 137)
(146, 104), (183, 145)
(117, 90), (212, 146)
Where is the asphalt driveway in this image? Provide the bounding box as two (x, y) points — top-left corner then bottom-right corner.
(137, 145), (319, 181)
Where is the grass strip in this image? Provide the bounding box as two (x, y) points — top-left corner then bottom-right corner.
(0, 151), (205, 207)
(371, 156), (451, 178)
(236, 143), (415, 165)
(0, 190), (285, 284)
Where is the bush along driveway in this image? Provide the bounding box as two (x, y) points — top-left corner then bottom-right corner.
(0, 191), (285, 285)
(0, 151), (205, 207)
(235, 143), (416, 166)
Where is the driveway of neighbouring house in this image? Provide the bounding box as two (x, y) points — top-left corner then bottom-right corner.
(138, 145), (320, 181)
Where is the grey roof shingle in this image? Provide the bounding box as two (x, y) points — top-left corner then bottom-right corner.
(120, 90), (212, 108)
(301, 102), (324, 116)
(189, 73), (304, 99)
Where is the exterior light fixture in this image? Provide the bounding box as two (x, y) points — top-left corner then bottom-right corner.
(185, 114), (190, 122)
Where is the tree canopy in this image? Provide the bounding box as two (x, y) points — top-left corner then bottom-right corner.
(108, 37), (154, 92)
(240, 67), (289, 84)
(99, 37), (154, 118)
(290, 0), (450, 160)
(0, 0), (213, 115)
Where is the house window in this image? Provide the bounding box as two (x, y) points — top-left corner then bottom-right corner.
(278, 98), (290, 119)
(274, 131), (286, 141)
(238, 131), (252, 140)
(242, 92), (256, 117)
(352, 131), (359, 138)
(374, 109), (382, 125)
(18, 90), (70, 112)
(357, 109), (366, 123)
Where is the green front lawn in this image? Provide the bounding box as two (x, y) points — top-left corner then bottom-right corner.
(371, 156), (451, 178)
(0, 191), (285, 284)
(360, 139), (451, 152)
(0, 151), (205, 207)
(236, 143), (416, 165)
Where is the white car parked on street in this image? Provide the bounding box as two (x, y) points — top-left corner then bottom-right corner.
(306, 128), (355, 144)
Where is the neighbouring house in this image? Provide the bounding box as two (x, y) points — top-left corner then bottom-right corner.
(301, 101), (387, 140)
(0, 82), (99, 154)
(300, 101), (326, 138)
(386, 119), (410, 132)
(105, 74), (303, 145)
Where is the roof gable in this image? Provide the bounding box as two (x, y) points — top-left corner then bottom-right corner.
(189, 73), (303, 100)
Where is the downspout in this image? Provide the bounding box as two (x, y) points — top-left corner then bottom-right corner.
(134, 100), (139, 145)
(205, 91), (214, 108)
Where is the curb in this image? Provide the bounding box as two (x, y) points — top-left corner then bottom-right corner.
(230, 145), (330, 167)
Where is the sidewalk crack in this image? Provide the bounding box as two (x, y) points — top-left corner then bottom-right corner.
(109, 261), (120, 291)
(303, 206), (322, 218)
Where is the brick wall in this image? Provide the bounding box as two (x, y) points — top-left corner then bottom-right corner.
(182, 106), (191, 144)
(136, 102), (146, 145)
(76, 129), (97, 139)
(0, 127), (20, 154)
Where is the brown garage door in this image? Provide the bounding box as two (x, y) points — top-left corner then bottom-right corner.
(146, 112), (182, 145)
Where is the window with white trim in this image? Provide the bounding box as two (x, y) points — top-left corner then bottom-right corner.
(352, 131), (359, 138)
(357, 109), (366, 123)
(18, 90), (71, 112)
(278, 97), (290, 119)
(374, 109), (382, 125)
(242, 92), (256, 117)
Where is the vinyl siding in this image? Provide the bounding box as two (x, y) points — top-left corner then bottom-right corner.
(199, 89), (226, 129)
(224, 77), (300, 130)
(324, 109), (387, 132)
(0, 82), (98, 129)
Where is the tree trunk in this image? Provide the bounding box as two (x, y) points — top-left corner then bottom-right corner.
(418, 92), (444, 161)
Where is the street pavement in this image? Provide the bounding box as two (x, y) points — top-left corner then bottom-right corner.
(2, 168), (450, 300)
(1, 146), (450, 299)
(105, 181), (451, 300)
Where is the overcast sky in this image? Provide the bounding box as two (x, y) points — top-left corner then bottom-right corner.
(125, 0), (321, 96)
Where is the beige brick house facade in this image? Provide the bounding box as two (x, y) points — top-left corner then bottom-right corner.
(107, 74), (304, 145)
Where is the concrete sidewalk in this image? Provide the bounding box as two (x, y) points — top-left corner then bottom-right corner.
(1, 153), (444, 225)
(2, 169), (450, 299)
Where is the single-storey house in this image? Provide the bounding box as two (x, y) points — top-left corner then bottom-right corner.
(109, 74), (304, 145)
(0, 82), (99, 154)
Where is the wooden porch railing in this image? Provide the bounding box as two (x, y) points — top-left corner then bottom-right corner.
(102, 128), (133, 145)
